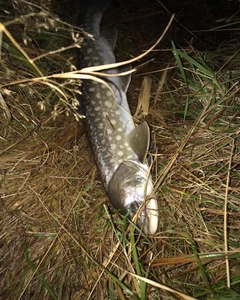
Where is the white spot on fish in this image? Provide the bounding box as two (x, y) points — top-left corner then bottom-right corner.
(96, 92), (100, 98)
(117, 150), (124, 157)
(106, 90), (112, 97)
(104, 100), (112, 108)
(110, 119), (117, 126)
(95, 106), (100, 111)
(107, 128), (112, 134)
(116, 135), (122, 141)
(89, 87), (95, 92)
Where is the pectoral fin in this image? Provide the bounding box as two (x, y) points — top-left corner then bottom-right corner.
(101, 26), (118, 50)
(127, 121), (150, 164)
(118, 64), (132, 93)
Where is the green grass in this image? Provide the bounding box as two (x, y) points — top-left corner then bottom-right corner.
(1, 0), (240, 299)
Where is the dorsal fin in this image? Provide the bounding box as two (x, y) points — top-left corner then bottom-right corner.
(127, 121), (150, 164)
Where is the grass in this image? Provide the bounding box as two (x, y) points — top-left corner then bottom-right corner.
(1, 0), (240, 299)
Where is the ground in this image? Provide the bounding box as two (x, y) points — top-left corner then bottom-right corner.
(1, 0), (240, 299)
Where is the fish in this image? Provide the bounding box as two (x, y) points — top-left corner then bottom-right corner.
(78, 0), (159, 235)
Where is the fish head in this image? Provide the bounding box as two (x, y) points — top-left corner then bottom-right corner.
(107, 160), (158, 235)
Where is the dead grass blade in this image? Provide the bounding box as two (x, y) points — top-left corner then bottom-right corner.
(129, 273), (197, 300)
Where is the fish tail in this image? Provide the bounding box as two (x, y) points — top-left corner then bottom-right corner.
(80, 0), (112, 32)
(83, 0), (112, 12)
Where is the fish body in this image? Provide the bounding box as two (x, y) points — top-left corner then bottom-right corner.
(78, 0), (158, 234)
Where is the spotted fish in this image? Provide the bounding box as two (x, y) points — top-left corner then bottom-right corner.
(78, 0), (159, 234)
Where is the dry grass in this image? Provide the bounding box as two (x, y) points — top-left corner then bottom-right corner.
(1, 0), (240, 299)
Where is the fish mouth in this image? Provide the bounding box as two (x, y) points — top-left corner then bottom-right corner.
(107, 160), (159, 235)
(134, 197), (159, 235)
